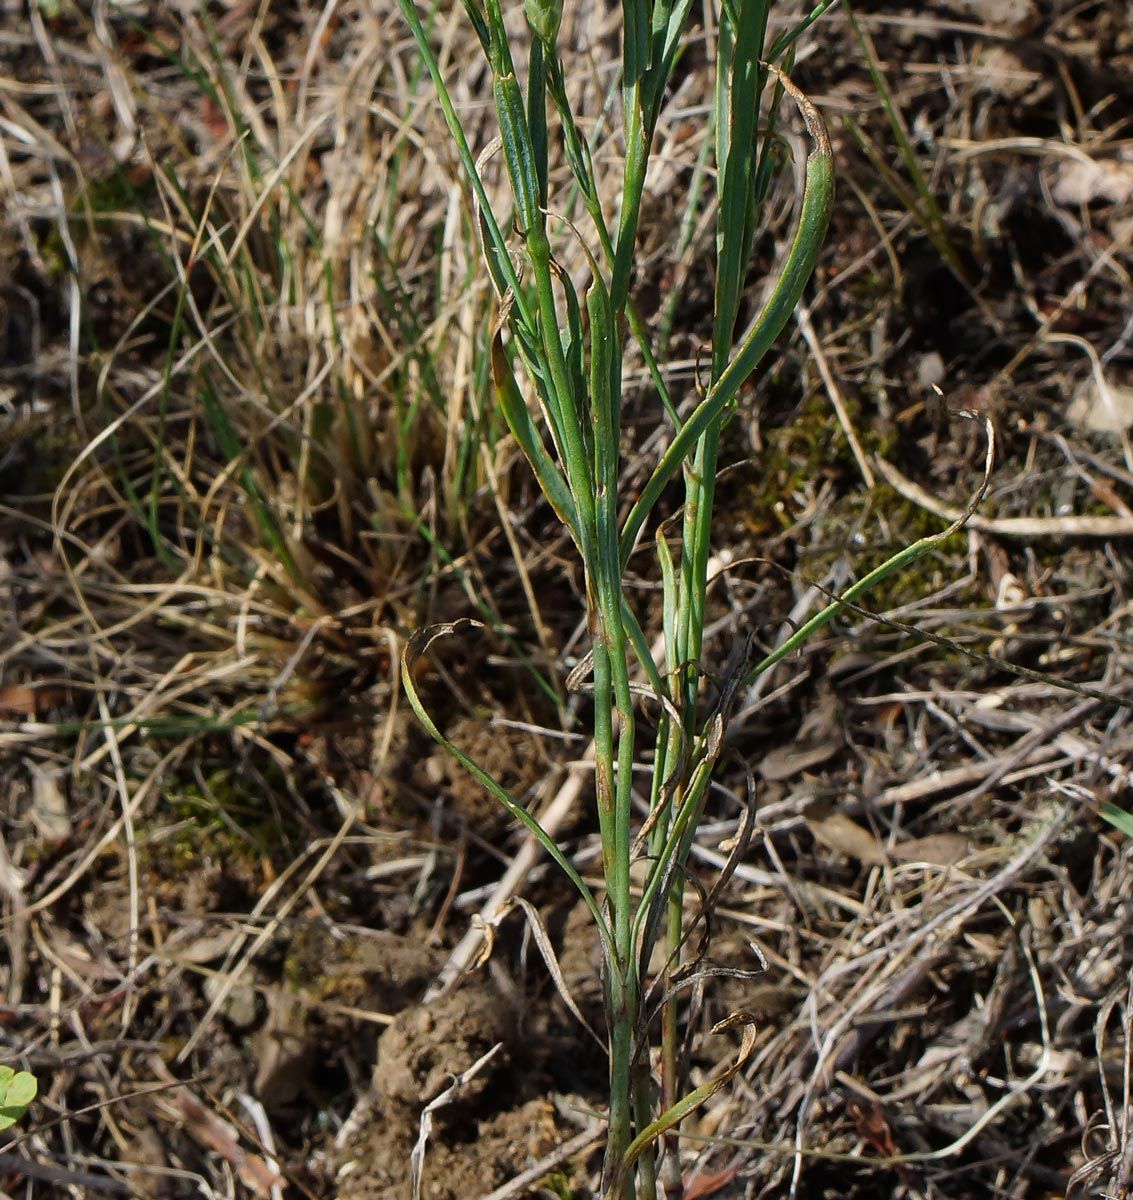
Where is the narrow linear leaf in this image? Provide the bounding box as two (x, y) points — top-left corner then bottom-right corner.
(621, 69), (834, 560)
(743, 413), (995, 687)
(607, 1016), (758, 1197)
(490, 328), (579, 542)
(402, 620), (612, 958)
(1097, 802), (1133, 838)
(494, 68), (542, 236)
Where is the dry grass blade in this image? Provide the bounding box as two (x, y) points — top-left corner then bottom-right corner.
(410, 1043), (503, 1200)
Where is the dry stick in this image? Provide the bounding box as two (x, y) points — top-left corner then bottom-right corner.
(691, 847), (866, 916)
(753, 712), (1096, 841)
(827, 952), (949, 1076)
(876, 455), (1133, 538)
(0, 1154), (134, 1197)
(1111, 972), (1133, 1197)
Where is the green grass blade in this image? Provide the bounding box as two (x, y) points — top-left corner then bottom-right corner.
(843, 0), (974, 293)
(766, 0), (838, 61)
(607, 1018), (757, 1197)
(741, 428), (992, 687)
(527, 38), (550, 209)
(490, 329), (579, 542)
(403, 621), (613, 959)
(1100, 803), (1133, 838)
(713, 0), (770, 370)
(488, 19), (542, 238)
(621, 75), (834, 561)
(394, 0), (531, 323)
(197, 380), (306, 589)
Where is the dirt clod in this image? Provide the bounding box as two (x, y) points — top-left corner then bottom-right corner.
(374, 983), (511, 1109)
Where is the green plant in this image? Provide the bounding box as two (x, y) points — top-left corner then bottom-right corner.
(1100, 802), (1133, 838)
(0, 1067), (37, 1132)
(397, 2), (981, 1196)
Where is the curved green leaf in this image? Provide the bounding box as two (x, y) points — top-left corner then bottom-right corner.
(1099, 802), (1133, 838)
(605, 1016), (757, 1198)
(402, 621), (612, 961)
(490, 327), (579, 543)
(620, 69), (834, 562)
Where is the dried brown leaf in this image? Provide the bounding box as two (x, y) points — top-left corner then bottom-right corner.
(805, 810), (889, 866)
(173, 1090), (283, 1198)
(759, 736), (842, 782)
(890, 833), (972, 866)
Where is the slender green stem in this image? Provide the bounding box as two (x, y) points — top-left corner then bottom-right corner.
(393, 0), (530, 318)
(620, 116), (834, 561)
(632, 1059), (659, 1200)
(659, 879), (684, 1191)
(610, 86), (650, 317)
(604, 971), (638, 1195)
